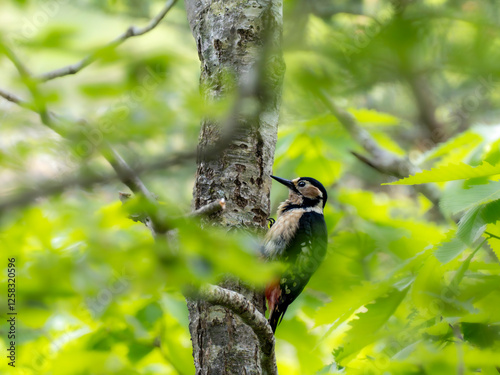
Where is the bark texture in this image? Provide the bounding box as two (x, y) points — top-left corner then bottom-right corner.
(185, 0), (284, 373)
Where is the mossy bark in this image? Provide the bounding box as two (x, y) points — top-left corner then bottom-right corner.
(185, 0), (284, 373)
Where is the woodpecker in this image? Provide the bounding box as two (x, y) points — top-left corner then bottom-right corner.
(263, 175), (328, 332)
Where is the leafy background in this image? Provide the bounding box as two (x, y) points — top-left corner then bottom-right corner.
(1, 0), (500, 374)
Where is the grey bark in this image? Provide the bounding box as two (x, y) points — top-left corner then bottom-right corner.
(184, 0), (285, 374)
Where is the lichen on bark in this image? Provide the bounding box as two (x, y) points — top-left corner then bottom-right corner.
(184, 0), (285, 373)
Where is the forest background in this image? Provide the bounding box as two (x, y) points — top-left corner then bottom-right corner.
(1, 0), (500, 374)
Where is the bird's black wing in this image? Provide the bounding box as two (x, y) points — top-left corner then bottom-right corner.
(269, 211), (328, 332)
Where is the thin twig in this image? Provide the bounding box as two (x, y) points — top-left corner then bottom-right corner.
(106, 147), (158, 205)
(190, 284), (277, 375)
(1, 44), (31, 77)
(485, 231), (500, 241)
(319, 90), (416, 176)
(106, 148), (170, 234)
(0, 87), (31, 108)
(0, 147), (193, 212)
(36, 0), (177, 82)
(318, 90), (443, 214)
(118, 191), (158, 235)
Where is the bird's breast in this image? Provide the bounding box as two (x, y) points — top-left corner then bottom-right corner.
(263, 209), (304, 259)
(271, 210), (303, 241)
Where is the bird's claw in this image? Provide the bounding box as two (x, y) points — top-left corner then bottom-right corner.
(267, 217), (275, 228)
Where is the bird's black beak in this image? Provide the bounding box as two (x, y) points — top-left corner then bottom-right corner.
(270, 175), (295, 190)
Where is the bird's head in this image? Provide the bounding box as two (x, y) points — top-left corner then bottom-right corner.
(271, 175), (328, 208)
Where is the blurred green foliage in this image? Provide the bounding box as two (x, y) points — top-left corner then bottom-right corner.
(1, 0), (500, 374)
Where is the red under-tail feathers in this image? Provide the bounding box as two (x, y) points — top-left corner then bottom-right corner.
(265, 279), (282, 333)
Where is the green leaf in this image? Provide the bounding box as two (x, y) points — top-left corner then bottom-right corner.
(479, 199), (500, 223)
(485, 222), (500, 259)
(412, 255), (443, 310)
(449, 239), (486, 289)
(372, 130), (405, 156)
(434, 236), (467, 264)
(128, 341), (154, 363)
(462, 323), (500, 348)
(457, 199), (500, 246)
(334, 287), (409, 365)
(314, 281), (390, 328)
(384, 162), (500, 186)
(457, 205), (487, 245)
(136, 302), (163, 329)
(483, 138), (500, 165)
(435, 199), (500, 263)
(348, 108), (400, 127)
(421, 131), (482, 162)
(277, 318), (323, 372)
(440, 181), (500, 215)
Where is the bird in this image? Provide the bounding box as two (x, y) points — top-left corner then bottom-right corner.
(262, 175), (328, 333)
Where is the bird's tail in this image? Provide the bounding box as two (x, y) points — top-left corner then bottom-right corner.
(269, 304), (287, 333)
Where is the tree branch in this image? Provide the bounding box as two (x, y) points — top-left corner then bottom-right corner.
(0, 146), (195, 212)
(106, 147), (158, 204)
(190, 199), (226, 217)
(120, 194), (225, 229)
(36, 0), (177, 82)
(318, 90), (443, 212)
(407, 73), (448, 143)
(191, 284), (277, 375)
(0, 86), (237, 213)
(106, 148), (172, 235)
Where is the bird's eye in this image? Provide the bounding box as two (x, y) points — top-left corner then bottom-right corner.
(298, 181), (306, 187)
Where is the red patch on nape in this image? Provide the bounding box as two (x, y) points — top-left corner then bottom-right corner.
(265, 279), (281, 320)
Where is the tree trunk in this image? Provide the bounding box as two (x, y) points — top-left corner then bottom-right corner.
(184, 0), (284, 373)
